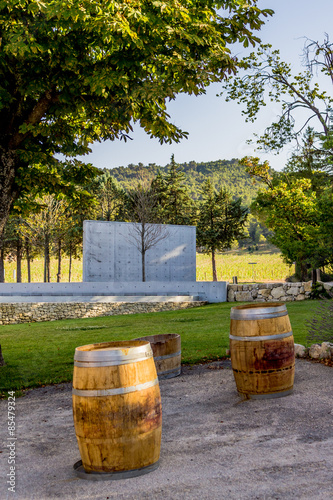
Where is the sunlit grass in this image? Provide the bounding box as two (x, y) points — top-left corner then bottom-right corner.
(3, 257), (83, 283)
(0, 301), (318, 396)
(3, 248), (292, 283)
(196, 250), (293, 282)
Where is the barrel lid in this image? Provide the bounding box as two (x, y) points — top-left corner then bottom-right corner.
(230, 302), (287, 320)
(74, 340), (152, 363)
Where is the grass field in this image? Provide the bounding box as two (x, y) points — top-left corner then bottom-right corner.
(0, 300), (319, 397)
(3, 247), (293, 283)
(196, 249), (293, 282)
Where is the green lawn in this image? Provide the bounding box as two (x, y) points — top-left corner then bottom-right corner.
(0, 300), (320, 397)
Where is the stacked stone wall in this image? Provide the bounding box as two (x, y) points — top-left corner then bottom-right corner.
(0, 301), (206, 325)
(227, 281), (333, 302)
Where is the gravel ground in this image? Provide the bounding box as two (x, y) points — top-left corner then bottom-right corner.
(0, 359), (332, 500)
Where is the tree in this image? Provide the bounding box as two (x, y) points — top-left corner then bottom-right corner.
(126, 184), (169, 282)
(94, 171), (128, 222)
(221, 38), (333, 166)
(0, 1), (272, 237)
(23, 195), (65, 282)
(152, 155), (194, 225)
(243, 156), (333, 280)
(196, 179), (248, 281)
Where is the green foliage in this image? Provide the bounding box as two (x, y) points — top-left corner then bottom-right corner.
(151, 155), (195, 225)
(197, 179), (248, 280)
(309, 282), (332, 300)
(244, 147), (333, 280)
(110, 158), (262, 205)
(221, 39), (333, 159)
(0, 0), (272, 234)
(197, 180), (248, 251)
(306, 290), (333, 344)
(2, 156), (268, 281)
(93, 170), (128, 222)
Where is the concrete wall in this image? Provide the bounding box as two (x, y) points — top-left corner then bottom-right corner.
(83, 221), (196, 282)
(0, 281), (228, 303)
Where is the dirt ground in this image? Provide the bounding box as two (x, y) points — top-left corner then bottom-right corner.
(1, 359), (332, 500)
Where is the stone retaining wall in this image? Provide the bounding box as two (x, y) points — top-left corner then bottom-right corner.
(227, 281), (318, 302)
(0, 301), (207, 325)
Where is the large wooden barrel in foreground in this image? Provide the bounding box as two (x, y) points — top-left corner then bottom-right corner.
(229, 303), (295, 399)
(134, 334), (181, 379)
(72, 340), (162, 479)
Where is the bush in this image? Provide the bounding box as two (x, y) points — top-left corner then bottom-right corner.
(309, 282), (332, 300)
(306, 288), (333, 344)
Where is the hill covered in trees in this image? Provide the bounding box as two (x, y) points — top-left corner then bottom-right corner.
(109, 158), (262, 206)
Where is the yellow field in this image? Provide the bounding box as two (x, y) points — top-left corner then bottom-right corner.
(3, 249), (293, 283)
(196, 250), (293, 282)
(2, 258), (83, 284)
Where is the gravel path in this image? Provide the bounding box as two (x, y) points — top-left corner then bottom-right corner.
(1, 359), (332, 500)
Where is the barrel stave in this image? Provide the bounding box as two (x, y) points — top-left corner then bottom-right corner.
(229, 303), (295, 398)
(134, 334), (181, 379)
(72, 340), (162, 475)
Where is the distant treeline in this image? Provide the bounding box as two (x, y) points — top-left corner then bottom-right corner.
(109, 158), (261, 205)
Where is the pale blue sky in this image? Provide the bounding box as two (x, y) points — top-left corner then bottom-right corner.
(79, 0), (333, 172)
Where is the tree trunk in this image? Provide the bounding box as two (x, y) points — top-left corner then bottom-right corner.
(0, 149), (20, 238)
(25, 237), (31, 283)
(56, 239), (61, 282)
(141, 225), (146, 282)
(68, 244), (72, 283)
(0, 239), (4, 283)
(311, 268), (317, 285)
(44, 233), (50, 282)
(295, 260), (308, 281)
(0, 345), (5, 366)
(142, 250), (146, 282)
(300, 260), (308, 281)
(212, 248), (217, 281)
(16, 237), (22, 282)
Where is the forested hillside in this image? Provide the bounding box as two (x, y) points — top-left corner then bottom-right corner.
(109, 158), (262, 205)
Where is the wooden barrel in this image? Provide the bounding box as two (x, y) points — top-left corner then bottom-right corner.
(72, 340), (162, 479)
(229, 303), (295, 399)
(134, 334), (181, 379)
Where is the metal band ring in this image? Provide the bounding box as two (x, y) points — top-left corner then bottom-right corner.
(229, 331), (293, 342)
(154, 351), (181, 361)
(74, 343), (152, 363)
(74, 355), (151, 368)
(72, 378), (159, 397)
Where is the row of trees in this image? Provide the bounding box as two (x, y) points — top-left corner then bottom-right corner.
(1, 156), (250, 282)
(110, 158), (262, 205)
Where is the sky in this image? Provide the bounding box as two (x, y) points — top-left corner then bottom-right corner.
(78, 0), (333, 172)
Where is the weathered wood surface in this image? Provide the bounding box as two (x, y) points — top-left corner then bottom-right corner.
(135, 334), (181, 379)
(72, 341), (162, 474)
(230, 303), (295, 399)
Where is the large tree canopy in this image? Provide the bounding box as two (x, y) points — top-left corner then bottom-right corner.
(221, 37), (333, 164)
(243, 156), (333, 280)
(0, 0), (272, 235)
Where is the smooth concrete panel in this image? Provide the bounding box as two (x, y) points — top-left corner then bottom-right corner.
(0, 281), (228, 303)
(83, 221), (196, 282)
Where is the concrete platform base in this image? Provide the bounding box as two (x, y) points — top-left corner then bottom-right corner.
(0, 295), (200, 303)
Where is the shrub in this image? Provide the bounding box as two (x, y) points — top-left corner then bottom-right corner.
(306, 288), (333, 344)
